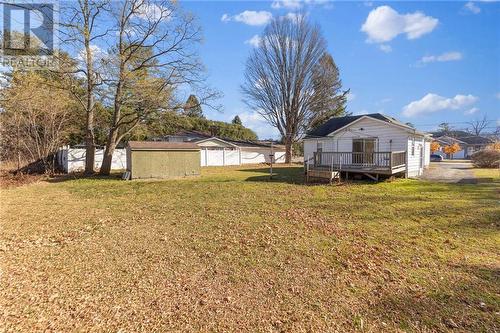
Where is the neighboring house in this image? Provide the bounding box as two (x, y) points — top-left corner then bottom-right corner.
(304, 113), (432, 179)
(155, 130), (286, 166)
(431, 131), (493, 159)
(432, 136), (466, 159)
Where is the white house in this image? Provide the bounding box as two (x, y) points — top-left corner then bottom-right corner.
(157, 130), (286, 166)
(304, 113), (432, 179)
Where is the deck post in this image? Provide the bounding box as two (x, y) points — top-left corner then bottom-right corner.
(306, 155), (309, 183)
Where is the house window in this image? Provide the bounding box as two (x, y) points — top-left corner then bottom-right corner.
(352, 139), (376, 153)
(352, 138), (376, 164)
(317, 142), (323, 153)
(411, 138), (415, 156)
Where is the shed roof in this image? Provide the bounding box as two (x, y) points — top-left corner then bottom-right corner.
(128, 141), (200, 150)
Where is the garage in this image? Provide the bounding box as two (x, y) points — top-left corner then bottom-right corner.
(195, 137), (286, 166)
(126, 141), (201, 179)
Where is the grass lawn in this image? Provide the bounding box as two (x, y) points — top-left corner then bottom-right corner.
(1, 165), (499, 332)
(473, 168), (500, 182)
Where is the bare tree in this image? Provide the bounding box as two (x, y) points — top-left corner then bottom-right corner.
(59, 0), (110, 174)
(467, 115), (490, 136)
(241, 15), (333, 163)
(0, 71), (78, 173)
(98, 0), (209, 175)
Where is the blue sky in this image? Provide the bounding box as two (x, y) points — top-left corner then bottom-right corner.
(181, 0), (500, 139)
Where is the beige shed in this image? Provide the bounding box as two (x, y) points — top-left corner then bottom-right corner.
(126, 141), (201, 179)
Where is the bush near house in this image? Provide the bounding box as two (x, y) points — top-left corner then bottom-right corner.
(471, 149), (500, 168)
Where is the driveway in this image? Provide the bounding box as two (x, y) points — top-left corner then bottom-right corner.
(421, 161), (477, 184)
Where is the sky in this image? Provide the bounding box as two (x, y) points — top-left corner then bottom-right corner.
(179, 0), (500, 139)
(1, 1), (499, 139)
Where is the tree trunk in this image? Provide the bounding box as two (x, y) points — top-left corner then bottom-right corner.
(84, 111), (95, 174)
(284, 137), (293, 164)
(83, 0), (96, 175)
(99, 127), (118, 175)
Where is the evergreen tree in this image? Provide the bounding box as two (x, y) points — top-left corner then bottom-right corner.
(232, 115), (242, 125)
(309, 52), (349, 129)
(183, 94), (204, 118)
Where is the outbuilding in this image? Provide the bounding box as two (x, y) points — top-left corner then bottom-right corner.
(154, 130), (286, 167)
(126, 141), (201, 179)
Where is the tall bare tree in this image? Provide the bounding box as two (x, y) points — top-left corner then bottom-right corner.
(467, 115), (490, 136)
(98, 0), (207, 175)
(242, 15), (338, 163)
(60, 0), (110, 174)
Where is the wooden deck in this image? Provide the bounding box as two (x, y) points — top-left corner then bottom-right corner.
(306, 151), (407, 182)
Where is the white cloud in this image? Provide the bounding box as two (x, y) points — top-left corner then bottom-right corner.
(379, 44), (392, 53)
(361, 6), (438, 43)
(221, 11), (272, 26)
(77, 44), (105, 62)
(346, 92), (356, 102)
(271, 0), (302, 10)
(402, 93), (478, 117)
(134, 3), (171, 20)
(420, 51), (463, 63)
(464, 107), (480, 115)
(245, 35), (262, 48)
(364, 1), (374, 7)
(464, 2), (481, 14)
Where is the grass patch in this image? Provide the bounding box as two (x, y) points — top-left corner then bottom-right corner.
(1, 165), (499, 332)
(474, 168), (500, 183)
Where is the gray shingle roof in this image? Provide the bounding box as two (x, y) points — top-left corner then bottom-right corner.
(305, 113), (419, 138)
(128, 141), (200, 150)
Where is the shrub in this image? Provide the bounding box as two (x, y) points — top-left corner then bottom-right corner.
(471, 150), (500, 168)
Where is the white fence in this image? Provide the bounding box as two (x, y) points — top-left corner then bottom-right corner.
(200, 148), (286, 167)
(57, 147), (127, 173)
(58, 146), (286, 173)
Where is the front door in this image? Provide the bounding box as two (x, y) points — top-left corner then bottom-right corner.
(352, 139), (376, 165)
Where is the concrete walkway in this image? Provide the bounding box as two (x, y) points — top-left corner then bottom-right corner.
(421, 161), (477, 184)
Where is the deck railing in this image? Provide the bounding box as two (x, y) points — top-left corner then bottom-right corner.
(311, 151), (406, 170)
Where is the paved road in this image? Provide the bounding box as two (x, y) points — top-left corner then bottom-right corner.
(421, 161), (477, 184)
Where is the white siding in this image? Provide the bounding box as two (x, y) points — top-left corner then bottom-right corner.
(304, 117), (430, 177)
(407, 136), (425, 177)
(424, 139), (431, 167)
(305, 117), (411, 158)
